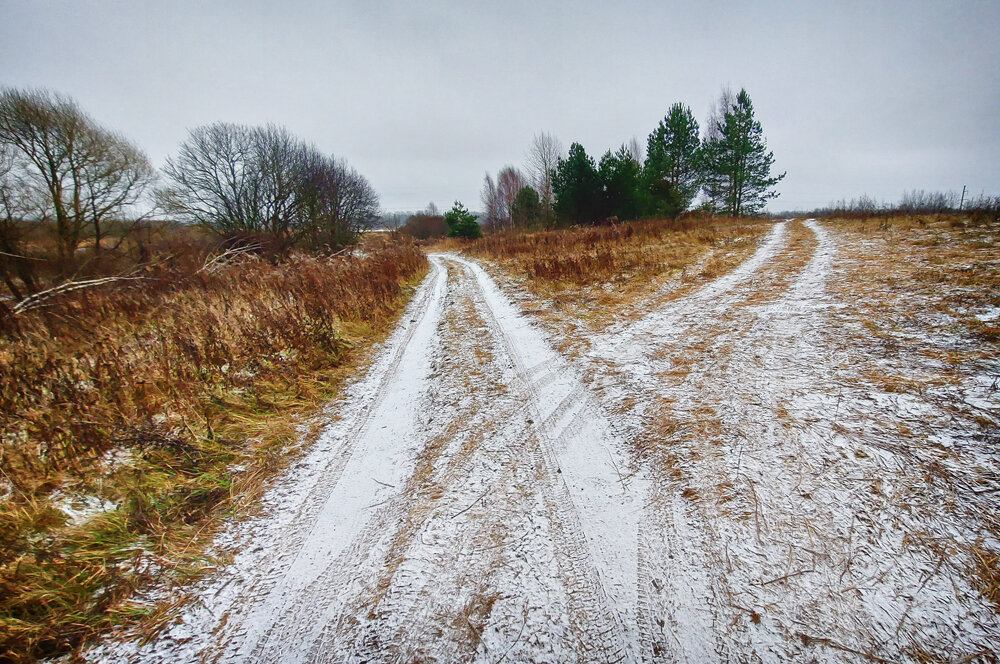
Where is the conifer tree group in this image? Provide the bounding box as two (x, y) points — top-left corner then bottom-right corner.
(700, 89), (785, 216)
(550, 87), (784, 224)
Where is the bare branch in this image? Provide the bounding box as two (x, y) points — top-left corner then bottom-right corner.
(10, 275), (145, 315)
(196, 242), (262, 275)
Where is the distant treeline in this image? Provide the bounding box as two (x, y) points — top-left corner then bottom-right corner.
(391, 201), (482, 240)
(776, 190), (1000, 219)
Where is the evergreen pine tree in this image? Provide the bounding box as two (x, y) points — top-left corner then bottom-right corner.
(444, 200), (482, 238)
(701, 89), (785, 216)
(553, 142), (601, 224)
(643, 103), (701, 217)
(599, 146), (642, 220)
(510, 185), (542, 228)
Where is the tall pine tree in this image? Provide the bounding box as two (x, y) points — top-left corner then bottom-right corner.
(644, 103), (701, 217)
(553, 142), (601, 224)
(599, 145), (642, 220)
(701, 89), (784, 216)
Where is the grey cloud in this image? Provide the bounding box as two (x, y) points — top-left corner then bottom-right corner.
(1, 0), (996, 212)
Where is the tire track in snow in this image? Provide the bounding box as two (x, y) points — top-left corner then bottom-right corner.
(302, 258), (563, 662)
(94, 251), (645, 663)
(641, 219), (850, 662)
(101, 218), (952, 663)
(206, 257), (451, 662)
(676, 218), (846, 660)
(624, 219), (998, 660)
(89, 259), (448, 663)
(443, 253), (645, 663)
(583, 219), (813, 663)
(589, 219), (789, 367)
(285, 254), (644, 663)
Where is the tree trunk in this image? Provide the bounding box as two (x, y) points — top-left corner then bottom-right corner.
(94, 215), (102, 256)
(2, 268), (24, 301)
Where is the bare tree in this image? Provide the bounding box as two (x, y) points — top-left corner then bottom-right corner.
(300, 154), (380, 250)
(254, 124), (314, 245)
(701, 86), (735, 212)
(704, 86), (735, 143)
(525, 132), (562, 213)
(159, 122), (260, 234)
(497, 165), (526, 229)
(162, 122), (378, 253)
(81, 127), (155, 255)
(480, 172), (503, 232)
(160, 122), (316, 253)
(627, 136), (644, 166)
(0, 143), (40, 298)
(0, 88), (154, 263)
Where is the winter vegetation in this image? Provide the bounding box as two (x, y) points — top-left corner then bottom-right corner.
(0, 88), (381, 297)
(480, 87), (784, 230)
(398, 211), (448, 239)
(159, 123), (380, 255)
(443, 201), (482, 239)
(781, 189), (1000, 219)
(0, 88), (425, 662)
(466, 216), (771, 334)
(3, 81), (1000, 663)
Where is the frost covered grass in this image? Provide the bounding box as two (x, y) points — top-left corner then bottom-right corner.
(0, 231), (427, 662)
(464, 215), (770, 330)
(515, 212), (998, 658)
(826, 211), (1000, 616)
(828, 212), (1000, 345)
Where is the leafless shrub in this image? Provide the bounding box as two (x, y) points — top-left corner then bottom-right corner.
(159, 123), (379, 255)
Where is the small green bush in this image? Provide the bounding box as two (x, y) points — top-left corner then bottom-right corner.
(444, 201), (482, 239)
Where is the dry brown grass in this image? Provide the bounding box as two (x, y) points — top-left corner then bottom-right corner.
(464, 216), (771, 331)
(828, 213), (1000, 343)
(0, 233), (427, 662)
(827, 214), (1000, 412)
(827, 213), (1000, 412)
(633, 396), (682, 466)
(971, 542), (1000, 614)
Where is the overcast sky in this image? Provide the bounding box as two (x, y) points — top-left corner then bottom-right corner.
(2, 0), (998, 213)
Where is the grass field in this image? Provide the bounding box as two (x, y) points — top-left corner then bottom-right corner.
(5, 209), (998, 661)
(0, 228), (427, 662)
(461, 215), (772, 344)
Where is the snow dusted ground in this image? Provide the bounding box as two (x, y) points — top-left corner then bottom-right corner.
(93, 219), (999, 663)
(93, 253), (643, 663)
(586, 219), (1000, 662)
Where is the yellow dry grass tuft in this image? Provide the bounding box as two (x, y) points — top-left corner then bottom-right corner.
(971, 542), (1000, 614)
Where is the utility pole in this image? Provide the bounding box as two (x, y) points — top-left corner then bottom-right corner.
(959, 185), (967, 211)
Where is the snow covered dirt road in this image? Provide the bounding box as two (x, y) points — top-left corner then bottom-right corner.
(97, 220), (1000, 663)
(96, 253), (644, 663)
(582, 219), (1000, 662)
